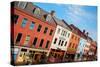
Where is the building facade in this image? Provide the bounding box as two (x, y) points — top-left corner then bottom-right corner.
(83, 36), (92, 60)
(11, 1), (97, 65)
(87, 41), (97, 61)
(74, 36), (87, 61)
(48, 17), (72, 63)
(11, 2), (56, 64)
(64, 24), (80, 61)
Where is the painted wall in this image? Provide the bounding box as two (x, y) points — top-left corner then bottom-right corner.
(83, 41), (91, 54)
(50, 25), (72, 51)
(76, 38), (87, 54)
(13, 8), (56, 50)
(67, 33), (80, 54)
(75, 37), (87, 60)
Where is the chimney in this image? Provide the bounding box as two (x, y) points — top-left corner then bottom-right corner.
(86, 32), (89, 36)
(50, 10), (55, 17)
(83, 29), (85, 34)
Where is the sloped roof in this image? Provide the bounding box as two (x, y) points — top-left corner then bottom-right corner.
(70, 24), (88, 39)
(53, 17), (71, 31)
(14, 1), (56, 27)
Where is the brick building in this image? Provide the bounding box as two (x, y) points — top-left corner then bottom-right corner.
(11, 2), (56, 64)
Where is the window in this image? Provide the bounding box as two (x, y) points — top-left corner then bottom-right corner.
(24, 35), (30, 46)
(69, 42), (72, 47)
(54, 38), (57, 44)
(72, 35), (74, 39)
(61, 41), (64, 46)
(12, 14), (19, 24)
(30, 22), (35, 30)
(18, 2), (27, 9)
(39, 39), (44, 47)
(65, 31), (67, 36)
(16, 33), (22, 43)
(13, 54), (17, 61)
(75, 36), (77, 40)
(57, 28), (60, 34)
(68, 33), (70, 37)
(44, 27), (48, 34)
(45, 40), (50, 48)
(65, 41), (67, 46)
(33, 8), (40, 15)
(21, 18), (27, 27)
(49, 29), (53, 35)
(75, 44), (77, 48)
(78, 38), (80, 41)
(34, 54), (38, 60)
(58, 40), (61, 45)
(63, 31), (65, 36)
(21, 48), (27, 52)
(37, 24), (42, 32)
(61, 30), (65, 36)
(12, 48), (19, 61)
(32, 37), (37, 46)
(54, 53), (57, 58)
(72, 43), (75, 48)
(61, 30), (63, 35)
(46, 14), (52, 22)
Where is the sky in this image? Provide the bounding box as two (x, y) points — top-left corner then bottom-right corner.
(33, 2), (97, 41)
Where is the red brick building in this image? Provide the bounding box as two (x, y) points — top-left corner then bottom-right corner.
(11, 2), (56, 64)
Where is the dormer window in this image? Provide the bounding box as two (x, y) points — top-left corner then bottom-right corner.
(46, 14), (52, 22)
(18, 2), (27, 9)
(33, 8), (41, 16)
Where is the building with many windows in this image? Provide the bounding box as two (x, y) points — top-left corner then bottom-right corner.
(11, 2), (56, 64)
(11, 1), (97, 65)
(48, 17), (72, 62)
(64, 24), (81, 61)
(83, 36), (93, 60)
(74, 30), (87, 61)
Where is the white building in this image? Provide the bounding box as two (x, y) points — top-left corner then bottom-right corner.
(49, 17), (72, 51)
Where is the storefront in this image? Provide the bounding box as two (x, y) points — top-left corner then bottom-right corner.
(64, 53), (75, 62)
(48, 49), (65, 63)
(15, 46), (48, 65)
